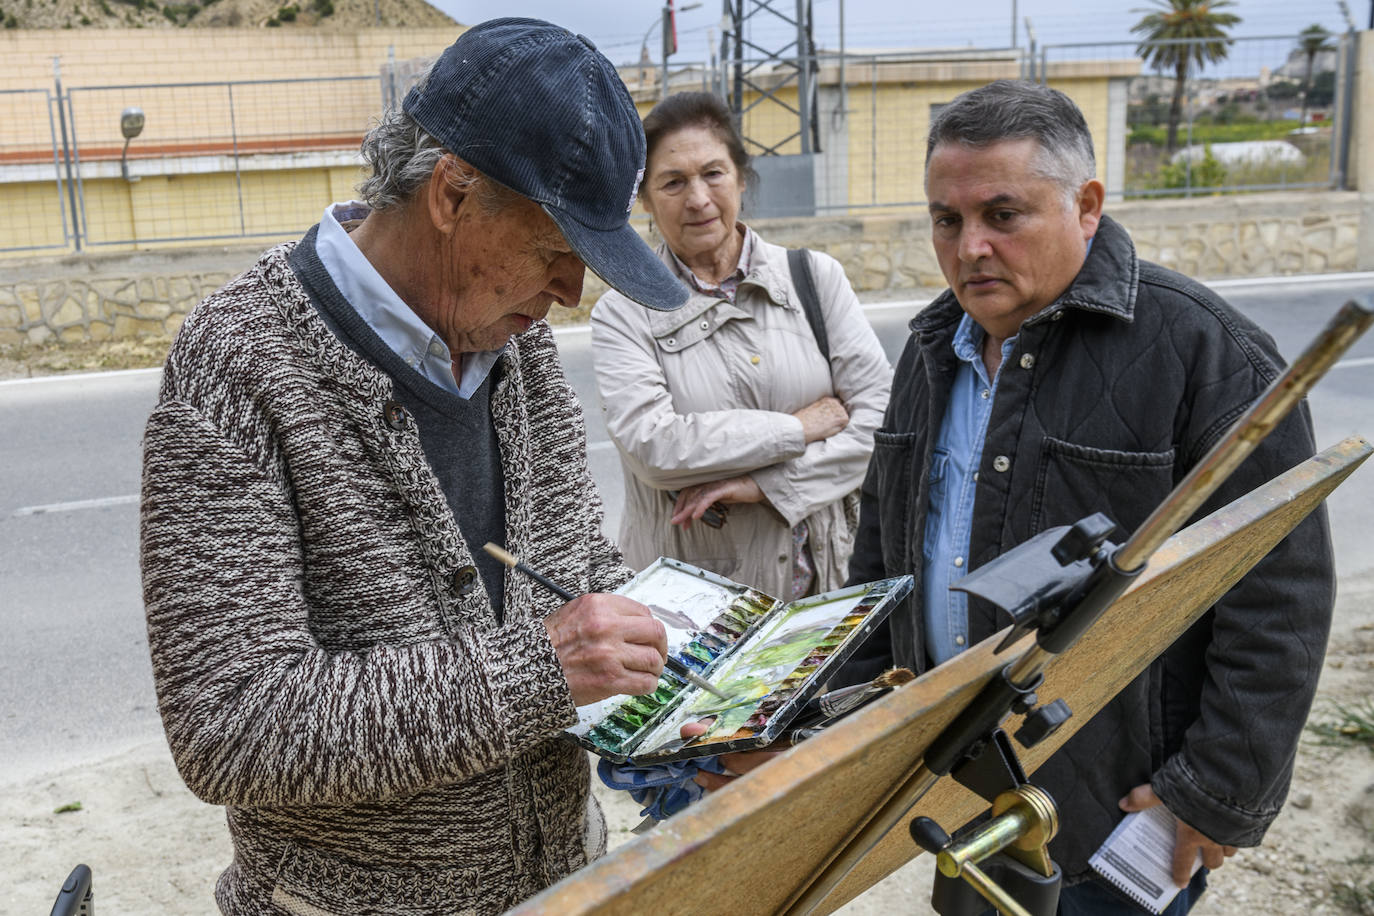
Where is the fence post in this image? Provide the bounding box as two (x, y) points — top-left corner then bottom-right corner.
(228, 84), (247, 236)
(52, 57), (82, 252)
(1332, 28), (1357, 190)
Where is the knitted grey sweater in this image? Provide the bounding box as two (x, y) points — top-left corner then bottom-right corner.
(140, 238), (628, 915)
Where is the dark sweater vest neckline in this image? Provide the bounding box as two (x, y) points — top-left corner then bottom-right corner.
(287, 225), (508, 621)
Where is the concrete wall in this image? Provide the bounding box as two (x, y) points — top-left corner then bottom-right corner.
(3, 190), (1365, 348)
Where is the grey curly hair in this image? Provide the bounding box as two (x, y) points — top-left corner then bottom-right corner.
(357, 99), (521, 213)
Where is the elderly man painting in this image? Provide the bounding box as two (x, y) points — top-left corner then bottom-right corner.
(841, 81), (1334, 914)
(139, 19), (687, 916)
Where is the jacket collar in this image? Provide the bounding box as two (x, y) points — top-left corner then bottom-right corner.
(911, 212), (1140, 336)
(647, 225), (797, 337)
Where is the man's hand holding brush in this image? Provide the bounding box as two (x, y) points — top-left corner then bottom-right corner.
(544, 595), (667, 706)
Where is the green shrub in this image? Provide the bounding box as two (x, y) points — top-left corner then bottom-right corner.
(1150, 145), (1229, 194)
(265, 15), (280, 25)
(276, 4), (296, 20)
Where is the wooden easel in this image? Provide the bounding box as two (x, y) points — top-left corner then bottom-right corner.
(507, 435), (1371, 916)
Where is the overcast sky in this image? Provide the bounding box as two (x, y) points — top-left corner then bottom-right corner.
(431, 0), (1366, 68)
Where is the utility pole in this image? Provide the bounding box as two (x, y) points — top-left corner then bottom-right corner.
(1011, 0), (1017, 48)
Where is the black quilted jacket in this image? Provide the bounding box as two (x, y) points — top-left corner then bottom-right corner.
(845, 214), (1335, 881)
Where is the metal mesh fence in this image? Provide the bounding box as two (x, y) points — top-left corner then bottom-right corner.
(63, 75), (378, 247)
(0, 31), (1355, 256)
(0, 88), (73, 254)
(1039, 33), (1351, 199)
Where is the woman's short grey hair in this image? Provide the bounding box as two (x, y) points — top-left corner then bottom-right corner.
(925, 80), (1096, 204)
(357, 73), (520, 213)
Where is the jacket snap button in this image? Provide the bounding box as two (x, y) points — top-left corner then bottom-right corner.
(453, 565), (478, 596)
(992, 455), (1011, 472)
(1019, 353), (1035, 370)
(955, 635), (966, 646)
(383, 400), (407, 430)
(699, 320), (710, 330)
(751, 355), (761, 365)
(666, 337), (676, 346)
(1051, 310), (1064, 321)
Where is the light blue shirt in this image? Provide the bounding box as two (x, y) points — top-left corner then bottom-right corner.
(921, 312), (1018, 666)
(314, 201), (502, 399)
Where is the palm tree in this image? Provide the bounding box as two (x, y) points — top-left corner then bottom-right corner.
(1132, 0), (1241, 152)
(1297, 24), (1334, 126)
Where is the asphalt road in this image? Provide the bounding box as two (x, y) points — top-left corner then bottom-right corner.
(2, 273), (1371, 782)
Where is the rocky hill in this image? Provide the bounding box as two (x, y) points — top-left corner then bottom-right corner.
(0, 0), (456, 30)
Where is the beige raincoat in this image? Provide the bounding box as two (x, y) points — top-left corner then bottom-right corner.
(591, 228), (893, 600)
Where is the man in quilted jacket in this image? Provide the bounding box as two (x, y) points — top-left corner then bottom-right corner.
(841, 80), (1334, 915)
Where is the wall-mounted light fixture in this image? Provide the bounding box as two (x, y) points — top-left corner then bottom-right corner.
(120, 107), (145, 183)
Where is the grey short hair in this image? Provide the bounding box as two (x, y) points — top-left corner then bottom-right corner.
(925, 80), (1096, 204)
(357, 70), (521, 213)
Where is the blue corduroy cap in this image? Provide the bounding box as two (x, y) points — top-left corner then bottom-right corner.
(403, 18), (689, 312)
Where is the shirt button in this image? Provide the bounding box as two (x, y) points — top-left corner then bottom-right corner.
(751, 355), (761, 365)
(427, 338), (446, 358)
(453, 565), (478, 596)
(1051, 310), (1064, 321)
(953, 556), (964, 568)
(973, 472), (979, 482)
(955, 635), (966, 646)
(980, 389), (990, 399)
(993, 455), (1011, 472)
(699, 320), (710, 330)
(1019, 353), (1036, 370)
(382, 400), (408, 431)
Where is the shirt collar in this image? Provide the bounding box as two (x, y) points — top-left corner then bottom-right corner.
(315, 201), (501, 399)
(666, 224), (753, 302)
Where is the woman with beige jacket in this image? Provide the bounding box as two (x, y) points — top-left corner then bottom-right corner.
(592, 92), (892, 601)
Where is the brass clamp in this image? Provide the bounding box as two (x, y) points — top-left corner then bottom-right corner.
(911, 785), (1060, 916)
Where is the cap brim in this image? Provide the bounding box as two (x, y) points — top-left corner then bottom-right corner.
(544, 206), (689, 311)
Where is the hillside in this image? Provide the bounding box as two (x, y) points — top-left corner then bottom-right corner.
(0, 0), (457, 30)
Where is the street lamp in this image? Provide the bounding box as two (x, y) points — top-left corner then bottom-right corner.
(119, 106), (144, 183)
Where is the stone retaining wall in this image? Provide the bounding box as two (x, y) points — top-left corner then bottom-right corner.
(1, 190), (1369, 347)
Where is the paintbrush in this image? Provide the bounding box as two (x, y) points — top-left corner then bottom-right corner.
(482, 542), (731, 700)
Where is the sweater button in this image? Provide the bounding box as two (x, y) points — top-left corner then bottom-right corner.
(453, 565), (478, 596)
(992, 455), (1011, 473)
(383, 400), (407, 431)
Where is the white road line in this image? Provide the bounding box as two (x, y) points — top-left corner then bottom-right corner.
(0, 366), (161, 388)
(14, 494), (141, 516)
(1333, 356), (1374, 370)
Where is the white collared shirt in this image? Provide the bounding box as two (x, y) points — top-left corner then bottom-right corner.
(314, 201), (502, 399)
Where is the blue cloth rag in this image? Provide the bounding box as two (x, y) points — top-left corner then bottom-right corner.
(597, 756), (731, 824)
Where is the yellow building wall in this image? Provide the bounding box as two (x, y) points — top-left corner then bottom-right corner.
(0, 28), (461, 155)
(0, 28), (460, 89)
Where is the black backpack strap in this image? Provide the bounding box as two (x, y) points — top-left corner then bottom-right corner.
(787, 247), (829, 364)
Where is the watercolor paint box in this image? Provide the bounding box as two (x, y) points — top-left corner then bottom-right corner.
(567, 558), (914, 764)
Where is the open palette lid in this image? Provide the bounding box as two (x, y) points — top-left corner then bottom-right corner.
(567, 558), (913, 764)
